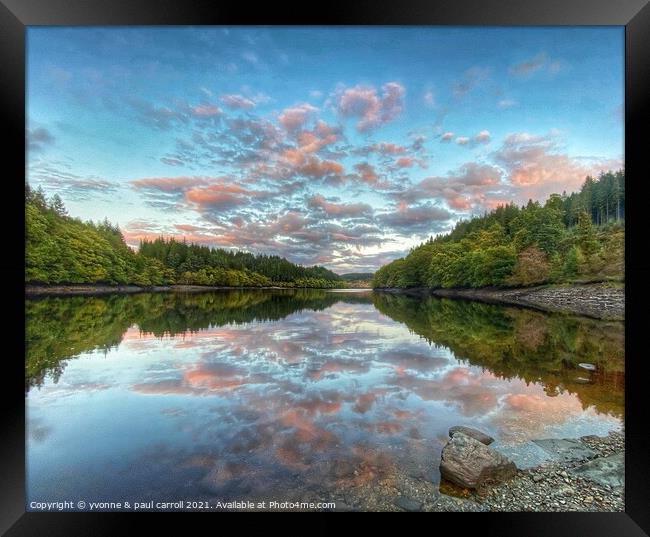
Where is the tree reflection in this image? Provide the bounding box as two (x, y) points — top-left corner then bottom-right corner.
(26, 290), (624, 421)
(373, 293), (624, 418)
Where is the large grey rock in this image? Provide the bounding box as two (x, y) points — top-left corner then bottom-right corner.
(571, 453), (624, 488)
(532, 438), (596, 462)
(449, 426), (494, 445)
(440, 432), (517, 489)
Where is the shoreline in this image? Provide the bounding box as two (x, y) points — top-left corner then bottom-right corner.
(329, 430), (624, 512)
(470, 431), (625, 512)
(24, 284), (370, 297)
(24, 282), (624, 321)
(375, 282), (624, 321)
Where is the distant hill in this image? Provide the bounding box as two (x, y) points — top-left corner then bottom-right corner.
(339, 272), (374, 281)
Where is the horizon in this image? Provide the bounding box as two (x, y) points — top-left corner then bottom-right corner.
(26, 26), (624, 272)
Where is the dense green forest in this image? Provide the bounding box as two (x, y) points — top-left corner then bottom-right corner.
(139, 237), (340, 288)
(25, 184), (341, 288)
(373, 170), (625, 289)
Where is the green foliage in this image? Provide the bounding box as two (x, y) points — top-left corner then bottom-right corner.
(507, 246), (551, 286)
(373, 171), (625, 289)
(25, 187), (341, 289)
(138, 236), (340, 287)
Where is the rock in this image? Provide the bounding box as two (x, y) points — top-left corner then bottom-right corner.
(532, 438), (596, 462)
(440, 432), (517, 489)
(393, 496), (423, 512)
(570, 453), (624, 488)
(494, 440), (553, 469)
(573, 376), (593, 384)
(578, 363), (597, 371)
(449, 425), (495, 445)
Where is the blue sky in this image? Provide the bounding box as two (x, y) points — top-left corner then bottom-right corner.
(26, 27), (624, 272)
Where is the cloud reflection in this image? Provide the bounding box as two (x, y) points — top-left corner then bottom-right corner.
(27, 290), (623, 502)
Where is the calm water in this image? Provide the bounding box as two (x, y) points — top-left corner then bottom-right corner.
(26, 289), (624, 508)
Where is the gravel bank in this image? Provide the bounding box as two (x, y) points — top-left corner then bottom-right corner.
(377, 283), (624, 321)
(469, 431), (624, 512)
(319, 431), (624, 512)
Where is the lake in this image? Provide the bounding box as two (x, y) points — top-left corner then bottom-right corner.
(25, 289), (624, 510)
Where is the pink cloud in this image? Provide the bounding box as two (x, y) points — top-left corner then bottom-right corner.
(396, 157), (414, 168)
(494, 131), (623, 199)
(131, 176), (208, 192)
(185, 181), (265, 210)
(308, 194), (372, 218)
(338, 82), (405, 132)
(354, 162), (379, 184)
(281, 149), (344, 178)
(191, 104), (222, 117)
(296, 121), (340, 153)
(405, 162), (504, 212)
(278, 103), (318, 132)
(440, 132), (455, 142)
(380, 82), (405, 123)
(475, 130), (491, 144)
(447, 196), (472, 210)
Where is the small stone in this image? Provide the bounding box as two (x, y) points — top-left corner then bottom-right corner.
(578, 363), (597, 371)
(393, 496), (423, 512)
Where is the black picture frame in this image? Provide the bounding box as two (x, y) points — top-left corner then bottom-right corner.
(3, 0), (649, 534)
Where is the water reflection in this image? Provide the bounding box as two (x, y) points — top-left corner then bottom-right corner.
(26, 290), (623, 506)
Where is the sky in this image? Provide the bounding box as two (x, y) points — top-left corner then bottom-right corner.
(26, 27), (624, 273)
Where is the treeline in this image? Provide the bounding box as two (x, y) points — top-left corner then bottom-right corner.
(340, 272), (374, 281)
(139, 237), (340, 288)
(373, 170), (625, 289)
(25, 184), (341, 288)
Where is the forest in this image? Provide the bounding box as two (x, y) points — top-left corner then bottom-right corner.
(373, 170), (625, 289)
(25, 184), (341, 288)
